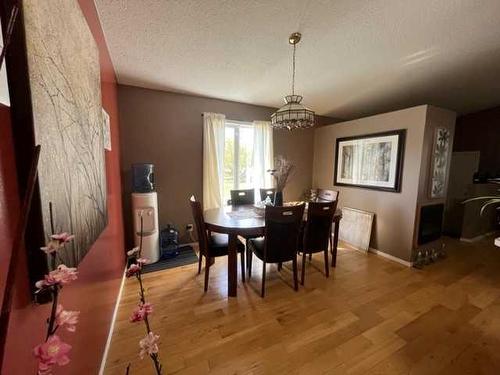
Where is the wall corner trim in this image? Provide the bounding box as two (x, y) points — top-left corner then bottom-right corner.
(98, 266), (127, 375)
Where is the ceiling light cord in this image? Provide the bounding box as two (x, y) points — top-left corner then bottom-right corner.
(292, 42), (296, 96)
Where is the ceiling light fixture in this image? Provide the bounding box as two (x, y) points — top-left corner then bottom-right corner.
(271, 32), (315, 130)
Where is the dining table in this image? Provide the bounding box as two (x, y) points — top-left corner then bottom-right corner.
(203, 203), (342, 297)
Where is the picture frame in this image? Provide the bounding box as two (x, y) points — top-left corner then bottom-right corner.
(1, 0), (107, 294)
(429, 127), (451, 198)
(334, 129), (406, 192)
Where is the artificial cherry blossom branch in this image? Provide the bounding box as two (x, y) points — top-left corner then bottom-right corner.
(125, 213), (163, 374)
(33, 233), (79, 375)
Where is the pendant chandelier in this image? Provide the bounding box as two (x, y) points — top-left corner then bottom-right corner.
(271, 32), (315, 130)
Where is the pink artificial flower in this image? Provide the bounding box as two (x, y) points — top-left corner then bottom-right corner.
(48, 265), (78, 285)
(35, 279), (47, 290)
(35, 279), (50, 290)
(40, 240), (60, 255)
(139, 331), (160, 359)
(129, 302), (154, 323)
(37, 364), (52, 375)
(136, 258), (150, 266)
(51, 232), (75, 243)
(33, 335), (72, 374)
(127, 247), (140, 257)
(126, 263), (141, 278)
(129, 308), (144, 323)
(40, 233), (74, 254)
(55, 304), (80, 332)
(36, 265), (78, 290)
(142, 302), (153, 315)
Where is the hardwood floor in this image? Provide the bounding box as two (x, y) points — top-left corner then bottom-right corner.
(104, 237), (500, 374)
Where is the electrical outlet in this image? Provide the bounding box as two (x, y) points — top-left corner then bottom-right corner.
(186, 224), (194, 232)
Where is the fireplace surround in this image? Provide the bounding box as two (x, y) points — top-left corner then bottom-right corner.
(418, 204), (445, 245)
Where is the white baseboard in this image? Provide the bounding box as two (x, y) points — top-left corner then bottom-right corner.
(99, 266), (127, 375)
(343, 241), (412, 267)
(460, 231), (498, 243)
(368, 247), (413, 267)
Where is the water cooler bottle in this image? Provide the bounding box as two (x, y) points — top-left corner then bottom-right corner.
(131, 163), (160, 263)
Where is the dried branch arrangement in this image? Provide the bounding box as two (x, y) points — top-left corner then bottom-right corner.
(268, 155), (295, 192)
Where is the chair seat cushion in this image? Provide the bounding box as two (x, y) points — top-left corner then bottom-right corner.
(248, 236), (298, 263)
(209, 233), (245, 257)
(247, 237), (265, 260)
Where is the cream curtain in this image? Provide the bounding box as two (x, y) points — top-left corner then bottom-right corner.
(252, 121), (274, 195)
(203, 112), (226, 211)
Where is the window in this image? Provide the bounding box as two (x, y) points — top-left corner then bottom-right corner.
(223, 120), (254, 203)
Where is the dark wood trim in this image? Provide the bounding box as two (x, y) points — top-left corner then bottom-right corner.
(0, 145), (40, 370)
(333, 129), (406, 193)
(0, 0), (48, 297)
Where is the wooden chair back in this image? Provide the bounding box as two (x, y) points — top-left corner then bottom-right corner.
(316, 189), (339, 202)
(260, 188), (276, 202)
(263, 204), (305, 263)
(230, 189), (255, 206)
(189, 196), (209, 256)
(304, 201), (337, 252)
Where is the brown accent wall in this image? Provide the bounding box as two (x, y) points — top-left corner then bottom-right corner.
(416, 106), (457, 206)
(117, 85), (337, 243)
(414, 106), (456, 246)
(312, 105), (455, 262)
(453, 106), (500, 176)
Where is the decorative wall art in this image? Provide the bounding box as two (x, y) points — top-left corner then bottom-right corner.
(23, 0), (107, 268)
(334, 130), (406, 192)
(429, 127), (451, 198)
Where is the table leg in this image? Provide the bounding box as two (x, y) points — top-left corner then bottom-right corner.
(228, 233), (238, 297)
(332, 219), (340, 267)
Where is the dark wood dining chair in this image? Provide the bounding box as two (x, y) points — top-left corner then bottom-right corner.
(259, 188), (276, 202)
(300, 201), (337, 285)
(312, 189), (340, 260)
(230, 189), (255, 206)
(189, 196), (246, 292)
(316, 189), (339, 203)
(247, 204), (305, 297)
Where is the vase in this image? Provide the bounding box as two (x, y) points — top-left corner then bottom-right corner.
(274, 191), (284, 206)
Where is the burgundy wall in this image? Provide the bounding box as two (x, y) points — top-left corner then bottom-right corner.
(0, 104), (19, 303)
(0, 1), (125, 373)
(453, 106), (500, 176)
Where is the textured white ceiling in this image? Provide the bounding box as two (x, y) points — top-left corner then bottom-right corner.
(95, 0), (500, 119)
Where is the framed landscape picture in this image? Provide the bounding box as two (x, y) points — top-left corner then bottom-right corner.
(23, 0), (107, 268)
(334, 129), (406, 192)
(1, 0), (107, 293)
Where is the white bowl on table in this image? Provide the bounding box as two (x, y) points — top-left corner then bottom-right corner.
(253, 200), (307, 216)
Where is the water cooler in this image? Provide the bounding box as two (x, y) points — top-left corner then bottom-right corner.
(131, 163), (160, 263)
